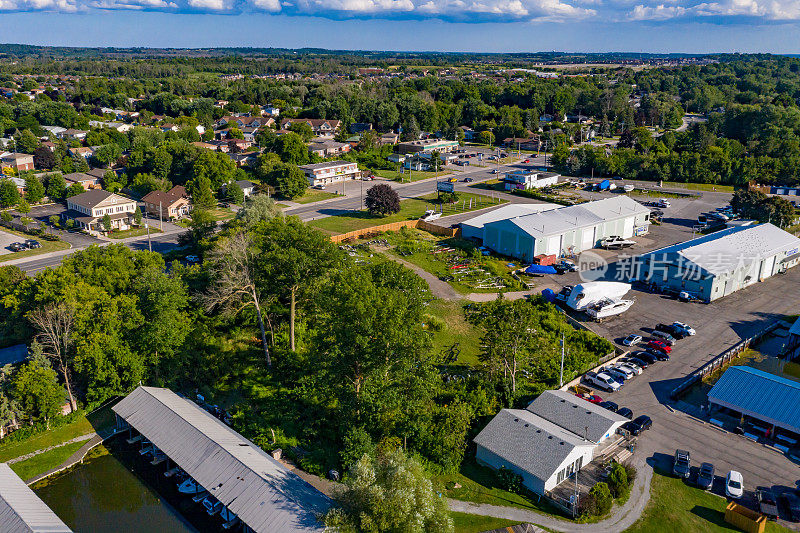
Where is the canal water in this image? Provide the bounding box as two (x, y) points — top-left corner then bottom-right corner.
(34, 445), (198, 533)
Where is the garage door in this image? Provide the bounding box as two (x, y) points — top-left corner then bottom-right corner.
(759, 255), (776, 280)
(622, 217), (635, 238)
(547, 235), (560, 255)
(581, 227), (595, 250)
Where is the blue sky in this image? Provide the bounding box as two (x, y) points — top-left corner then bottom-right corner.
(1, 7), (800, 52)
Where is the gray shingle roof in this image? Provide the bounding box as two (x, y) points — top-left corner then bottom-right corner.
(112, 386), (330, 533)
(708, 366), (800, 433)
(473, 409), (593, 482)
(525, 390), (628, 443)
(0, 463), (72, 533)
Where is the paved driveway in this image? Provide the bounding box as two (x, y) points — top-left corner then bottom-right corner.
(0, 229), (20, 255)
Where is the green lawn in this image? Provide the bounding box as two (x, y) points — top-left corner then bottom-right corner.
(0, 407), (114, 463)
(624, 471), (790, 533)
(373, 168), (453, 183)
(291, 189), (341, 204)
(0, 229), (70, 262)
(10, 440), (88, 481)
(451, 512), (521, 533)
(107, 226), (163, 239)
(661, 181), (735, 193)
(629, 189), (695, 200)
(205, 206), (236, 221)
(426, 299), (482, 366)
(308, 192), (503, 235)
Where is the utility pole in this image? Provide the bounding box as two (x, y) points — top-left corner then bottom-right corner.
(159, 201), (163, 231)
(360, 179), (363, 210)
(559, 333), (566, 388)
(145, 222), (152, 252)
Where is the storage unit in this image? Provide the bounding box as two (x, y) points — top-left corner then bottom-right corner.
(459, 203), (560, 242)
(638, 223), (800, 302)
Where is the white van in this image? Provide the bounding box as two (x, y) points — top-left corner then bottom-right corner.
(588, 372), (621, 392)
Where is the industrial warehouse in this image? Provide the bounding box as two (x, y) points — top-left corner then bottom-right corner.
(480, 196), (651, 261)
(112, 386), (331, 533)
(473, 390), (628, 496)
(0, 463), (72, 533)
(460, 202), (560, 241)
(637, 223), (800, 302)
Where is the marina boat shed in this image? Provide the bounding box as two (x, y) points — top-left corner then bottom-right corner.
(708, 366), (800, 439)
(638, 223), (800, 302)
(474, 390), (627, 495)
(0, 463), (72, 533)
(113, 386), (331, 533)
(482, 196), (650, 261)
(460, 203), (560, 242)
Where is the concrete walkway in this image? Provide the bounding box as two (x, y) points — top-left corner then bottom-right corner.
(448, 456), (652, 533)
(7, 433), (95, 464)
(24, 428), (121, 485)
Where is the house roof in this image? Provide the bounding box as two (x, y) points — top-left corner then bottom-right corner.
(525, 390), (627, 443)
(112, 387), (330, 533)
(236, 180), (255, 189)
(577, 195), (650, 220)
(642, 223), (800, 276)
(461, 203), (560, 231)
(66, 190), (133, 210)
(0, 344), (27, 366)
(141, 190), (186, 207)
(63, 172), (96, 183)
(0, 463), (72, 533)
(708, 366), (800, 433)
(473, 409), (592, 483)
(299, 160), (356, 171)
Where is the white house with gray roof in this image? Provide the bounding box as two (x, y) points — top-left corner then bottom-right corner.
(474, 390), (627, 495)
(638, 223), (800, 302)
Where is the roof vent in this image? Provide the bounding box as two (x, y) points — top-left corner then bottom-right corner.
(514, 418), (519, 422)
(548, 436), (553, 439)
(536, 430), (542, 433)
(572, 405), (578, 408)
(560, 399), (566, 403)
(586, 411), (591, 415)
(560, 442), (565, 445)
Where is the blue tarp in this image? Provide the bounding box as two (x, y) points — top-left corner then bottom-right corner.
(525, 264), (557, 275)
(541, 288), (556, 302)
(598, 179), (611, 190)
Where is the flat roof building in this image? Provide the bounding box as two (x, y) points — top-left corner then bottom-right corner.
(0, 463), (72, 533)
(113, 386), (330, 533)
(299, 160), (359, 187)
(460, 203), (561, 242)
(638, 223), (800, 302)
(503, 170), (560, 191)
(482, 196), (650, 261)
(396, 138), (459, 155)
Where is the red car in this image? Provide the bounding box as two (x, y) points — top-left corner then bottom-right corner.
(647, 340), (672, 354)
(577, 392), (603, 404)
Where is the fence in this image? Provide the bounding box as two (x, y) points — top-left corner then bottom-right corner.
(329, 219), (460, 243)
(669, 321), (782, 400)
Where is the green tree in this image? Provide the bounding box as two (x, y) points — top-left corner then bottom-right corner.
(358, 130), (377, 152)
(324, 448), (453, 533)
(28, 303), (77, 412)
(24, 174), (45, 204)
(270, 163), (308, 200)
(587, 482), (613, 517)
(178, 208), (216, 251)
(606, 462), (629, 498)
(188, 174), (215, 209)
(274, 132), (309, 165)
(478, 130), (495, 146)
(46, 172), (66, 201)
(288, 122), (313, 142)
(429, 150), (442, 172)
(228, 182), (245, 204)
(132, 268), (190, 366)
(13, 359), (66, 428)
(0, 179), (20, 208)
(234, 194), (280, 228)
(14, 129), (39, 153)
(227, 127), (245, 140)
(256, 216), (341, 351)
(365, 183), (400, 216)
(65, 183), (85, 198)
(17, 199), (30, 215)
(133, 206), (143, 225)
(92, 144), (122, 168)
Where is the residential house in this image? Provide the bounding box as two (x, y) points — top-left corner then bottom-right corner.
(236, 180), (255, 197)
(379, 132), (399, 145)
(64, 172), (102, 190)
(308, 140), (351, 158)
(69, 146), (94, 160)
(65, 190), (138, 232)
(228, 152), (259, 167)
(41, 125), (67, 137)
(0, 152), (34, 172)
(191, 141), (219, 151)
(349, 123), (373, 134)
(280, 118), (341, 138)
(300, 160), (360, 186)
(504, 135), (541, 151)
(261, 106), (280, 116)
(61, 129), (88, 141)
(160, 124), (179, 133)
(141, 189), (191, 220)
(460, 126), (478, 141)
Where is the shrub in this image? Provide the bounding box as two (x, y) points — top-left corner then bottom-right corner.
(497, 467), (524, 493)
(607, 462), (629, 498)
(585, 482), (613, 517)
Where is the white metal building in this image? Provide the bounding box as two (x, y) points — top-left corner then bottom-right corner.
(474, 390), (627, 495)
(638, 223), (800, 302)
(482, 196), (650, 261)
(299, 160), (360, 186)
(503, 169), (560, 191)
(460, 203), (560, 242)
(0, 463), (72, 533)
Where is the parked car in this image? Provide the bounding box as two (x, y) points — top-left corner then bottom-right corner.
(619, 362), (642, 375)
(654, 323), (685, 339)
(586, 371), (621, 392)
(673, 449), (691, 478)
(605, 366), (632, 382)
(779, 491), (800, 522)
(646, 340), (672, 354)
(598, 401), (619, 412)
(577, 392), (603, 404)
(757, 489), (779, 519)
(672, 321), (696, 336)
(621, 356), (649, 368)
(631, 351), (657, 365)
(625, 415), (652, 435)
(463, 177), (473, 182)
(313, 184), (326, 190)
(617, 407), (633, 420)
(651, 330), (677, 345)
(623, 334), (642, 346)
(9, 242), (28, 252)
(24, 239), (41, 249)
(490, 169), (499, 174)
(645, 348), (670, 361)
(725, 471), (744, 499)
(697, 462), (714, 490)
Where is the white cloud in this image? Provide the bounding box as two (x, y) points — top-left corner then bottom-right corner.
(629, 3), (686, 19)
(252, 0), (281, 10)
(187, 0), (229, 9)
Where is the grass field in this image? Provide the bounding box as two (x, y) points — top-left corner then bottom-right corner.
(0, 407), (114, 463)
(308, 192), (503, 234)
(373, 168), (452, 183)
(661, 181), (735, 193)
(291, 189), (341, 204)
(206, 206), (236, 222)
(0, 229), (70, 262)
(108, 226), (163, 239)
(10, 440), (88, 481)
(624, 471), (790, 533)
(426, 299), (482, 366)
(451, 512), (521, 533)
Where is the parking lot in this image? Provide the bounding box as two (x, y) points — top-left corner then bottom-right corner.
(0, 229), (21, 255)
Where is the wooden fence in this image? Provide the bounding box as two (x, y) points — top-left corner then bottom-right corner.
(329, 219), (460, 243)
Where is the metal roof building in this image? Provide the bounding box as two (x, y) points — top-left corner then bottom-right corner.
(525, 390), (627, 444)
(708, 366), (800, 436)
(0, 463), (72, 533)
(112, 386), (330, 533)
(460, 203), (560, 241)
(638, 223), (800, 302)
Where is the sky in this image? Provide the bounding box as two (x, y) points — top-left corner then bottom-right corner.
(1, 1), (800, 52)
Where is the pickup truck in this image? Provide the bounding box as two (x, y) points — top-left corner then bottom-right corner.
(673, 449), (691, 478)
(757, 489), (779, 519)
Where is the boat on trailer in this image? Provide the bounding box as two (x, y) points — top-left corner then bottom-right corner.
(586, 297), (634, 321)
